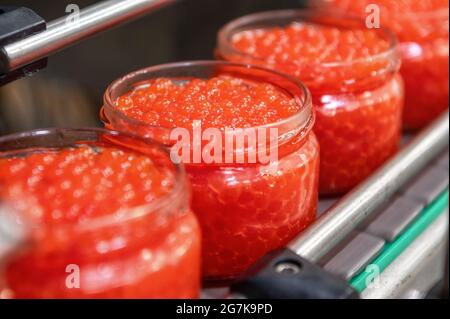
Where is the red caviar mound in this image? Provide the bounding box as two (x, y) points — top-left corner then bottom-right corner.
(106, 69), (319, 280)
(231, 23), (390, 64)
(116, 76), (300, 129)
(220, 17), (403, 194)
(0, 146), (174, 223)
(0, 145), (200, 298)
(323, 0), (449, 41)
(228, 22), (394, 93)
(322, 0), (449, 129)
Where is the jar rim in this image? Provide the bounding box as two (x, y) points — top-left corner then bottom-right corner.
(217, 9), (399, 70)
(0, 127), (189, 231)
(103, 60), (315, 142)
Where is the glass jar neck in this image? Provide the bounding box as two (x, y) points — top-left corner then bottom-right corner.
(217, 10), (401, 94)
(0, 128), (189, 238)
(102, 61), (315, 166)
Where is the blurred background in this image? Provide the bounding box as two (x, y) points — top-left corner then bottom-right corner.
(0, 0), (308, 135)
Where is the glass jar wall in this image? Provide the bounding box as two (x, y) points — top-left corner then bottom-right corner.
(0, 128), (200, 298)
(101, 61), (319, 280)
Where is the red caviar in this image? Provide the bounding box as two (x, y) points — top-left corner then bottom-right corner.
(0, 130), (200, 298)
(230, 23), (391, 88)
(103, 62), (319, 280)
(218, 11), (404, 194)
(322, 0), (449, 129)
(116, 77), (300, 129)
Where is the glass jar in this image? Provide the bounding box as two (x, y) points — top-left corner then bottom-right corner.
(0, 128), (200, 298)
(101, 61), (319, 281)
(217, 10), (404, 194)
(318, 0), (449, 129)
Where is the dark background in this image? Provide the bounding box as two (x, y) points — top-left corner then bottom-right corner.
(0, 0), (309, 134)
(17, 0), (307, 92)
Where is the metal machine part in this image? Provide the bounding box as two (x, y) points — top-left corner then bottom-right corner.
(361, 212), (448, 299)
(403, 166), (449, 204)
(365, 197), (425, 241)
(0, 0), (174, 83)
(0, 6), (46, 85)
(323, 232), (385, 280)
(230, 249), (358, 299)
(322, 157), (448, 295)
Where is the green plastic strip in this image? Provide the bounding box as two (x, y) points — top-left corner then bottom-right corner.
(349, 189), (449, 293)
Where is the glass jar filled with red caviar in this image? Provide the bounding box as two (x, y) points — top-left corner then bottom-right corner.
(0, 128), (200, 298)
(318, 0), (449, 129)
(217, 10), (404, 194)
(101, 61), (319, 281)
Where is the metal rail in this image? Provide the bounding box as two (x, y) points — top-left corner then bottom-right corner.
(289, 111), (450, 263)
(0, 0), (175, 73)
(361, 212), (448, 299)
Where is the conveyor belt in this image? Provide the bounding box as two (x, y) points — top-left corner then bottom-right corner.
(322, 155), (448, 289)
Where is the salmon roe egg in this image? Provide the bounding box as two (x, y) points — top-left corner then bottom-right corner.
(116, 76), (300, 129)
(231, 22), (390, 65)
(0, 145), (174, 224)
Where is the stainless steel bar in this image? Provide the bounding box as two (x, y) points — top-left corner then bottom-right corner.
(289, 111), (450, 262)
(1, 0), (175, 73)
(361, 212), (448, 299)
